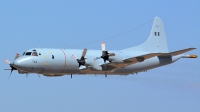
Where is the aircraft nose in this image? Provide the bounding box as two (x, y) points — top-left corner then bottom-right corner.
(13, 57), (31, 68)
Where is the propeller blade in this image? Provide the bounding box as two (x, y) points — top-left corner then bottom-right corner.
(78, 63), (81, 68)
(8, 68), (14, 79)
(82, 48), (87, 57)
(104, 59), (106, 63)
(101, 42), (106, 51)
(14, 53), (20, 60)
(108, 53), (115, 56)
(105, 63), (106, 70)
(4, 59), (11, 65)
(104, 60), (107, 76)
(71, 54), (78, 60)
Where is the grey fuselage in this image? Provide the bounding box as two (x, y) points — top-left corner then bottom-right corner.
(13, 48), (180, 76)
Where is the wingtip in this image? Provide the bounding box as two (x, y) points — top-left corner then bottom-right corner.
(190, 54), (198, 58)
(188, 47), (197, 50)
(182, 54), (198, 58)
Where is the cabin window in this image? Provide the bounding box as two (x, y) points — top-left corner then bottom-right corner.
(52, 55), (54, 59)
(158, 32), (160, 36)
(25, 52), (32, 56)
(23, 52), (26, 55)
(154, 32), (157, 36)
(32, 52), (38, 56)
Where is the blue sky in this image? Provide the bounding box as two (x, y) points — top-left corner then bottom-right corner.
(0, 0), (199, 112)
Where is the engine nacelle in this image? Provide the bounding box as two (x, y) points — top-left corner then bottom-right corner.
(85, 58), (102, 71)
(91, 64), (102, 71)
(108, 52), (124, 62)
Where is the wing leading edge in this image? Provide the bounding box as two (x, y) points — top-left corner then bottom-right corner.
(159, 48), (196, 57)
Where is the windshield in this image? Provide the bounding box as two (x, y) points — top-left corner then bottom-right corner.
(22, 52), (38, 56)
(25, 52), (32, 56)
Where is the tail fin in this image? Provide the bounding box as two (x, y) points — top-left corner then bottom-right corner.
(123, 17), (169, 53)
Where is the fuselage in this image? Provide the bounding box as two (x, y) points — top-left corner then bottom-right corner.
(13, 48), (181, 76)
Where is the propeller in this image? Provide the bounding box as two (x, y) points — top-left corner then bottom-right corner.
(99, 42), (115, 75)
(100, 42), (115, 62)
(4, 59), (17, 79)
(4, 53), (20, 79)
(71, 49), (87, 68)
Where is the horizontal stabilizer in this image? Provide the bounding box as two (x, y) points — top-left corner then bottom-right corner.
(160, 48), (196, 56)
(4, 69), (12, 70)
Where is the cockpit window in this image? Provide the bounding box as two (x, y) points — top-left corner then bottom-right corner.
(25, 52), (32, 55)
(24, 51), (38, 56)
(23, 52), (26, 55)
(32, 52), (38, 56)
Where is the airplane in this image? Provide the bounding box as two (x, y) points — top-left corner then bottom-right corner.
(4, 17), (198, 78)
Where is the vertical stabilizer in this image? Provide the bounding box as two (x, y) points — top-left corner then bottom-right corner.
(123, 17), (169, 53)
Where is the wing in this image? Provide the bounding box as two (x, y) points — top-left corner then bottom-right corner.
(159, 48), (196, 56)
(100, 53), (162, 72)
(78, 48), (197, 74)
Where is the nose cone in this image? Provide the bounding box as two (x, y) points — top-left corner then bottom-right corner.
(13, 57), (32, 68)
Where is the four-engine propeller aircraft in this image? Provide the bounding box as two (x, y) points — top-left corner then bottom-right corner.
(4, 17), (197, 78)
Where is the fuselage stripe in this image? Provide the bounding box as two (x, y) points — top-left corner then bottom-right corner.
(61, 49), (67, 73)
